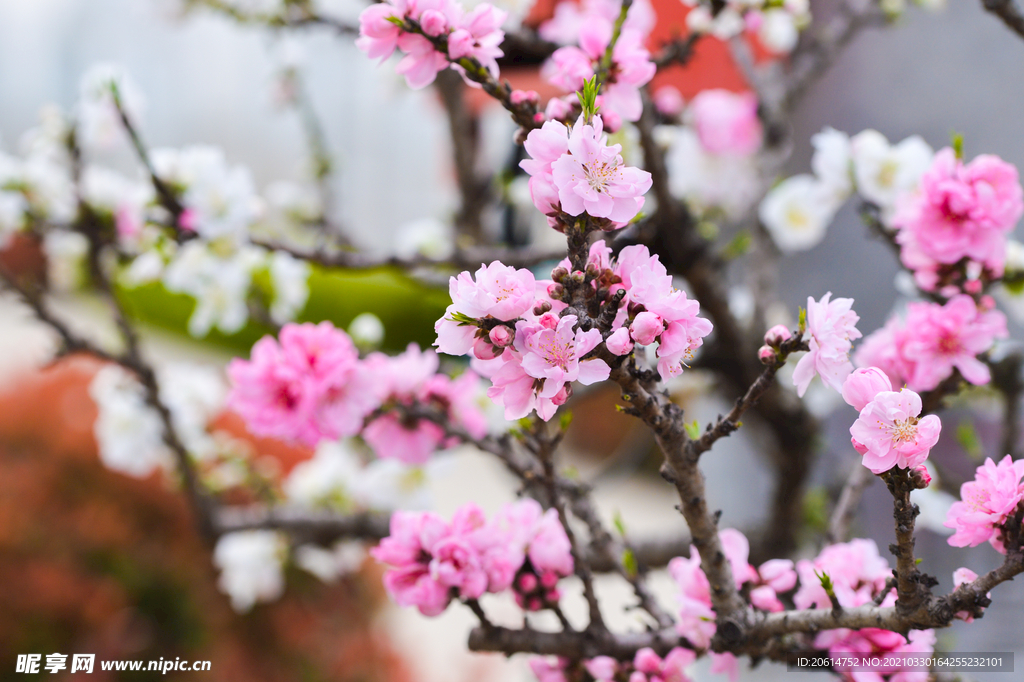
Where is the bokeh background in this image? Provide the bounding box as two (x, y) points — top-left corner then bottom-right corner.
(1, 0), (1023, 680)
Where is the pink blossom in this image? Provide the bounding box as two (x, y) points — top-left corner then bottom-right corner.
(893, 148), (1023, 274)
(356, 3), (405, 62)
(371, 510), (453, 616)
(850, 388), (941, 474)
(435, 261), (537, 356)
(584, 657), (618, 681)
(668, 528), (756, 649)
(689, 89), (762, 157)
(901, 295), (1007, 391)
(792, 292), (861, 397)
(952, 567), (985, 621)
(854, 317), (914, 388)
(550, 114), (652, 223)
(227, 322), (378, 446)
(945, 455), (1024, 551)
(653, 85), (685, 117)
(709, 652), (739, 682)
(793, 539), (891, 611)
(631, 647), (696, 682)
(520, 120), (571, 215)
(448, 4), (507, 81)
(394, 33), (450, 89)
(362, 344), (486, 463)
(764, 324), (792, 345)
(517, 314), (610, 403)
(529, 657), (569, 682)
(841, 367), (893, 412)
(749, 558), (797, 612)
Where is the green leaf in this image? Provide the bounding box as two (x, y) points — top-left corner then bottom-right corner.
(385, 15), (404, 26)
(448, 311), (479, 326)
(559, 410), (574, 432)
(622, 548), (638, 578)
(613, 511), (627, 538)
(684, 420), (701, 440)
(575, 76), (600, 121)
(721, 230), (752, 260)
(951, 131), (964, 160)
(956, 421), (983, 461)
(798, 306), (807, 334)
(801, 486), (829, 534)
(562, 465), (579, 479)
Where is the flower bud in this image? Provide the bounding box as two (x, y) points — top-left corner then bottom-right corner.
(841, 367), (892, 411)
(540, 571), (559, 588)
(473, 336), (500, 360)
(551, 384), (570, 406)
(419, 9), (448, 36)
(585, 263), (598, 279)
(606, 327), (634, 355)
(538, 312), (560, 329)
(763, 324), (791, 346)
(571, 271), (585, 285)
(550, 267), (568, 283)
(517, 573), (538, 592)
(547, 282), (565, 300)
(533, 301), (553, 316)
(487, 325), (512, 348)
(911, 464), (932, 489)
(630, 312), (664, 346)
(757, 345), (776, 365)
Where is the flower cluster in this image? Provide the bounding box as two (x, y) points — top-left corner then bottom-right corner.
(893, 148), (1024, 293)
(945, 455), (1024, 553)
(794, 539), (935, 682)
(520, 114), (652, 229)
(228, 322), (485, 458)
(792, 292), (861, 397)
(539, 0), (655, 128)
(843, 368), (941, 474)
(434, 242), (713, 420)
(370, 499), (573, 616)
(683, 0), (811, 54)
(362, 344), (487, 465)
(357, 0), (507, 89)
(670, 529), (795, 650)
(854, 294), (1007, 392)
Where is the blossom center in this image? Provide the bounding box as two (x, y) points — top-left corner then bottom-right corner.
(889, 417), (919, 444)
(584, 159), (618, 194)
(540, 337), (575, 370)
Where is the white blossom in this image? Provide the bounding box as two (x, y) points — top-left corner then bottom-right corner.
(283, 440), (363, 508)
(76, 63), (146, 151)
(294, 541), (366, 582)
(268, 250), (311, 324)
(810, 127), (853, 203)
(850, 130), (933, 217)
(348, 312), (385, 350)
(759, 174), (838, 252)
(394, 217), (454, 261)
(162, 241), (265, 337)
(0, 189), (26, 245)
(152, 146), (261, 244)
(758, 9), (799, 53)
(353, 456), (451, 511)
(89, 364), (173, 478)
(213, 531), (287, 612)
(158, 363), (226, 461)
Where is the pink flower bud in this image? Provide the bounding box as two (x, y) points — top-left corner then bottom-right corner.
(911, 464), (932, 489)
(980, 295), (996, 310)
(763, 324), (792, 346)
(606, 327), (634, 355)
(547, 282), (565, 299)
(545, 589), (560, 601)
(841, 367), (893, 411)
(652, 86), (685, 117)
(540, 571), (559, 588)
(419, 9), (448, 36)
(964, 279), (983, 294)
(757, 345), (776, 365)
(629, 312), (664, 346)
(527, 597), (543, 611)
(489, 325), (513, 347)
(538, 312), (559, 329)
(518, 573), (538, 592)
(473, 336), (500, 360)
(532, 112), (545, 124)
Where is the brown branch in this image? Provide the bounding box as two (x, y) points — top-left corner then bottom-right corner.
(214, 505), (391, 543)
(991, 353), (1024, 458)
(982, 0), (1024, 39)
(882, 468), (933, 616)
(435, 70), (490, 241)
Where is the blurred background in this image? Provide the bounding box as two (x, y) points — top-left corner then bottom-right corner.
(1, 0), (1023, 680)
